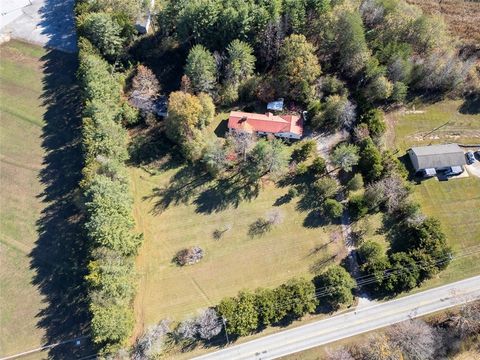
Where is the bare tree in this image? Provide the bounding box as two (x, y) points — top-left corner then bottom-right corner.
(176, 319), (197, 340)
(230, 130), (255, 162)
(365, 176), (409, 214)
(133, 319), (171, 360)
(175, 308), (222, 342)
(196, 308), (222, 340)
(359, 0), (385, 28)
(452, 300), (480, 338)
(353, 333), (402, 360)
(325, 346), (355, 360)
(387, 319), (437, 360)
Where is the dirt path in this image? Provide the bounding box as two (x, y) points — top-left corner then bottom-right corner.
(313, 129), (374, 308)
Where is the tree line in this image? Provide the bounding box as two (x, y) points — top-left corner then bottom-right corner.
(75, 0), (144, 355)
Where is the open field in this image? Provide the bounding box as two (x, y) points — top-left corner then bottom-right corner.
(388, 99), (480, 290)
(131, 124), (345, 332)
(406, 0), (480, 47)
(0, 40), (48, 357)
(390, 100), (480, 152)
(1, 40), (89, 359)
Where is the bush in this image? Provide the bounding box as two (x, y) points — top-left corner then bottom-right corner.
(360, 109), (386, 138)
(348, 194), (368, 219)
(309, 156), (327, 176)
(323, 199), (343, 219)
(292, 140), (317, 163)
(391, 81), (408, 103)
(313, 177), (339, 200)
(174, 246), (204, 266)
(346, 173), (364, 192)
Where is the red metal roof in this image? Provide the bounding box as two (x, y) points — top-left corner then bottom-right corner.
(227, 111), (303, 136)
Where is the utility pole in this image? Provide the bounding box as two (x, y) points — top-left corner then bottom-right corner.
(222, 317), (229, 344)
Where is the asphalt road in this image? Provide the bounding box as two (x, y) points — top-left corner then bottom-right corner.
(193, 276), (480, 360)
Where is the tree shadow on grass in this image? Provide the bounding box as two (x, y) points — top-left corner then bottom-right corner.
(128, 125), (183, 171)
(29, 49), (93, 359)
(194, 174), (260, 214)
(145, 164), (211, 214)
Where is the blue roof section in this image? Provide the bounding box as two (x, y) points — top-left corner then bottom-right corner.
(267, 99), (284, 111)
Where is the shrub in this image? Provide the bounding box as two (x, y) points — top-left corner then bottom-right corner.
(348, 194), (368, 219)
(323, 199), (344, 220)
(292, 140), (317, 163)
(360, 109), (386, 138)
(346, 173), (364, 192)
(391, 81), (408, 103)
(313, 177), (339, 200)
(175, 246), (204, 266)
(309, 156), (327, 176)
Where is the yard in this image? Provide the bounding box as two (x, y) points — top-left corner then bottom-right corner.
(0, 40), (47, 357)
(130, 117), (345, 333)
(388, 100), (480, 290)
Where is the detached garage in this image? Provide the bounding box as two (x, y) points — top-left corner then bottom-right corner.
(408, 143), (466, 175)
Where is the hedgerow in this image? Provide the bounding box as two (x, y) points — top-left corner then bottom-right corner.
(75, 0), (142, 355)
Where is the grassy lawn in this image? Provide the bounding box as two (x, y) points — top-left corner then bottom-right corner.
(389, 100), (480, 290)
(0, 41), (47, 357)
(390, 100), (480, 152)
(130, 124), (345, 332)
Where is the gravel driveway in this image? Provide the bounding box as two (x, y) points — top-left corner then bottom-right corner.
(0, 0), (77, 53)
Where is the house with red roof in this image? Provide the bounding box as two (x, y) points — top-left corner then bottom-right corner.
(227, 111), (303, 140)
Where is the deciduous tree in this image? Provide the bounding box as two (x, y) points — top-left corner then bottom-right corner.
(278, 34), (321, 101)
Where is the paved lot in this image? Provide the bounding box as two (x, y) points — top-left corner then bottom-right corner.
(193, 276), (480, 360)
(0, 0), (76, 52)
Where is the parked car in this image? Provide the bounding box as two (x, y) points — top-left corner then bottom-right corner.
(465, 151), (475, 164)
(445, 166), (464, 177)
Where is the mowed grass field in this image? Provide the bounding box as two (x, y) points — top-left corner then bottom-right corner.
(131, 150), (344, 331)
(389, 100), (480, 289)
(0, 41), (47, 356)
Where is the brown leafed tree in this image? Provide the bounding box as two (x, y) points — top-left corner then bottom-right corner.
(132, 65), (161, 98)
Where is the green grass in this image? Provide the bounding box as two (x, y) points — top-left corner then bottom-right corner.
(390, 100), (480, 290)
(0, 41), (47, 356)
(391, 100), (480, 152)
(131, 154), (344, 332)
(410, 177), (480, 288)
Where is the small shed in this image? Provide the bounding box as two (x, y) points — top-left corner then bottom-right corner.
(408, 143), (466, 172)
